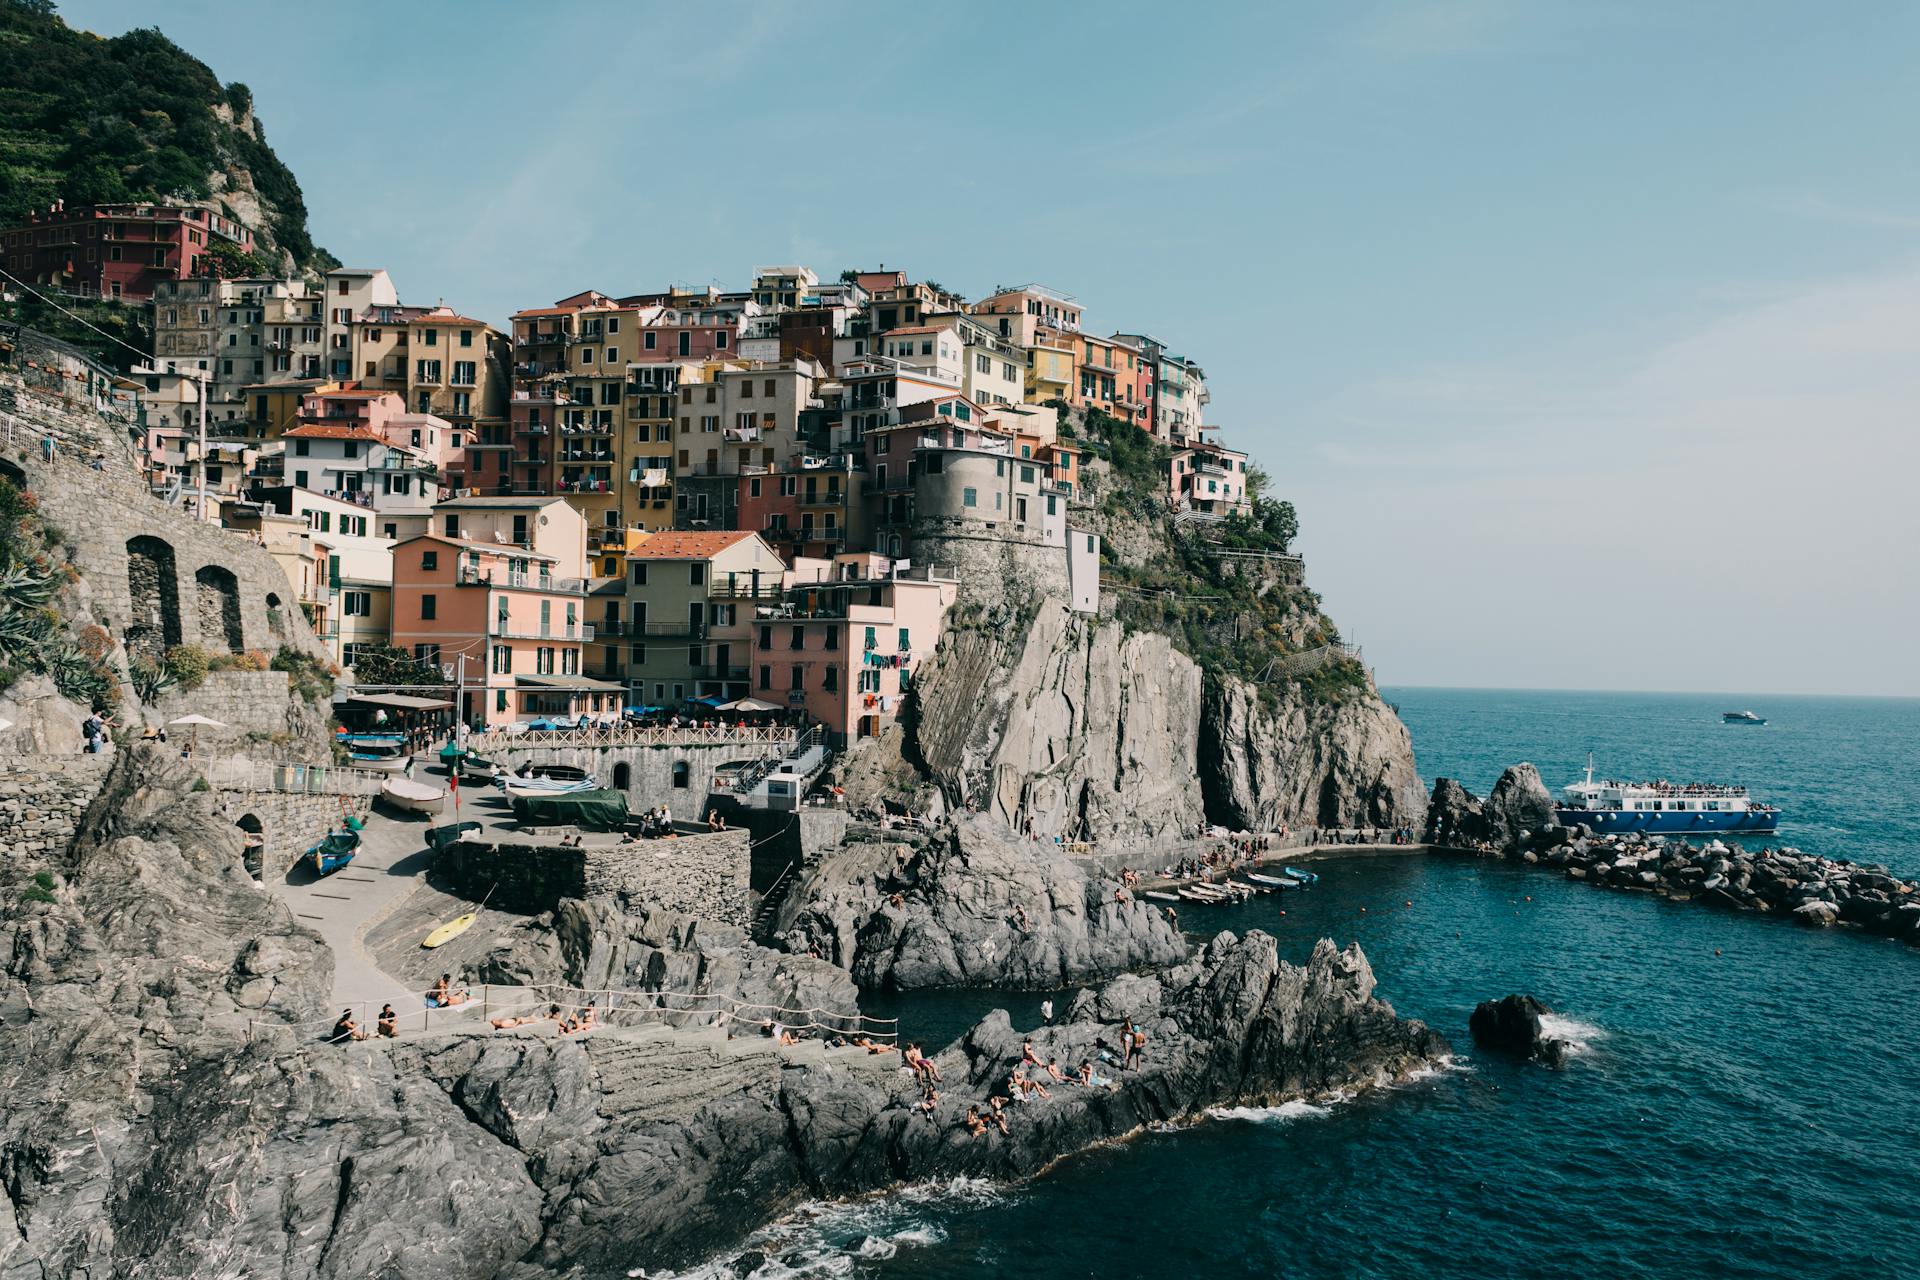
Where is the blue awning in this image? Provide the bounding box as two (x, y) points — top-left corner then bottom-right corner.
(686, 694), (726, 706)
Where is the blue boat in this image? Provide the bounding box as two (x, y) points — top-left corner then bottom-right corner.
(1283, 866), (1319, 885)
(306, 826), (361, 876)
(1553, 760), (1781, 835)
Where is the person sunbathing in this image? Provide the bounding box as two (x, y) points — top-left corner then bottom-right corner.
(990, 1096), (1011, 1134)
(964, 1105), (987, 1137)
(493, 1003), (562, 1030)
(331, 1009), (367, 1042)
(915, 1086), (940, 1115)
(562, 1000), (600, 1034)
(376, 1004), (398, 1038)
(427, 975), (470, 1008)
(1021, 1040), (1042, 1066)
(1044, 1057), (1069, 1083)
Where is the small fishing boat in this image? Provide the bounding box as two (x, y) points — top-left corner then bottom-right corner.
(1283, 866), (1320, 885)
(1143, 890), (1182, 903)
(1177, 887), (1224, 903)
(1246, 872), (1299, 889)
(1721, 710), (1766, 725)
(306, 826), (361, 876)
(458, 752), (505, 782)
(504, 776), (597, 798)
(342, 735), (409, 772)
(381, 775), (448, 816)
(425, 820), (483, 853)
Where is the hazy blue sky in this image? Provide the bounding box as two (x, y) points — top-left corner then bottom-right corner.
(60, 1), (1920, 695)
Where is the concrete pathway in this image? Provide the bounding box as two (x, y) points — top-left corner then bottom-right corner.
(267, 786), (441, 1014)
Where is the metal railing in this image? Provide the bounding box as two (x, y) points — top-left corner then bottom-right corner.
(467, 723), (799, 752)
(205, 759), (388, 797)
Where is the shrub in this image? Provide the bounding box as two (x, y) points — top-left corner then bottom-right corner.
(271, 645), (334, 703)
(32, 870), (55, 891)
(20, 885), (56, 906)
(163, 644), (210, 691)
(129, 657), (175, 703)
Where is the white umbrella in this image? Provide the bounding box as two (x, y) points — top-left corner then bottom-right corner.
(717, 697), (782, 713)
(168, 713), (228, 753)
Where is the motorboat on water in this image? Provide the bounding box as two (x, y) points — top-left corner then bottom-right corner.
(1282, 866), (1320, 885)
(1554, 756), (1780, 834)
(1246, 872), (1299, 890)
(1722, 710), (1766, 725)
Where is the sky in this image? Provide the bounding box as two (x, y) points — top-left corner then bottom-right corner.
(58, 0), (1920, 696)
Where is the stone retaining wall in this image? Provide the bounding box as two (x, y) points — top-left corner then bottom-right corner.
(0, 754), (113, 859)
(154, 670), (331, 754)
(213, 789), (372, 876)
(436, 829), (751, 927)
(489, 741), (782, 812)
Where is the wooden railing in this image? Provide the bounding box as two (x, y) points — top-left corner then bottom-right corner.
(467, 723), (799, 753)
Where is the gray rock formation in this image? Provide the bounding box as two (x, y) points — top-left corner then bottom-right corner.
(1202, 675), (1425, 831)
(478, 891), (861, 1024)
(1483, 764), (1560, 848)
(868, 598), (1423, 844)
(784, 816), (1187, 990)
(1424, 776), (1487, 844)
(1468, 993), (1572, 1069)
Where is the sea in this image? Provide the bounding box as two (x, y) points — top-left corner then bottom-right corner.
(659, 690), (1920, 1280)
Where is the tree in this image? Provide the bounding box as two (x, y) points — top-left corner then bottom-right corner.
(344, 643), (449, 687)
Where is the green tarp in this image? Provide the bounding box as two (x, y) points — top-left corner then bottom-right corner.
(509, 788), (630, 831)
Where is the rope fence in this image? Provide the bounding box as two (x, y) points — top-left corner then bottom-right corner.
(249, 980), (898, 1048)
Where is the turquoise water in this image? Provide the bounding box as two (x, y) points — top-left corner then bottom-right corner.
(707, 690), (1920, 1279)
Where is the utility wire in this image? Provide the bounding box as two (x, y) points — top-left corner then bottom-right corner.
(0, 264), (171, 368)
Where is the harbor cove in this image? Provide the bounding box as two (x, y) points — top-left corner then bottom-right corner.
(3, 4), (1917, 1279)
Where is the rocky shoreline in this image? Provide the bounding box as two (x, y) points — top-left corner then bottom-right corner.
(0, 751), (1448, 1279)
(1427, 766), (1920, 946)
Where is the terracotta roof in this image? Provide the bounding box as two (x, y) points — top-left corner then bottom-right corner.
(883, 325), (944, 337)
(311, 389), (391, 400)
(625, 530), (757, 560)
(285, 424), (384, 440)
(512, 306), (582, 319)
(409, 311), (491, 327)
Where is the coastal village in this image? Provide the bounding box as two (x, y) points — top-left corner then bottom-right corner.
(4, 199), (1256, 745)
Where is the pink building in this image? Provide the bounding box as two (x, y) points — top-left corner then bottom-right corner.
(749, 555), (957, 745)
(297, 385), (407, 434)
(389, 535), (608, 728)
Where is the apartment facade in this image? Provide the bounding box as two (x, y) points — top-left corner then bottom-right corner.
(618, 531), (787, 709)
(1, 201), (254, 301)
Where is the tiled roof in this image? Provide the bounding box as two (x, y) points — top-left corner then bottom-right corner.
(409, 311), (491, 327)
(284, 424), (383, 440)
(625, 530), (757, 560)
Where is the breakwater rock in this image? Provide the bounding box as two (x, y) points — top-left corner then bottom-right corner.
(1425, 764), (1558, 850)
(1469, 994), (1573, 1069)
(783, 815), (1188, 990)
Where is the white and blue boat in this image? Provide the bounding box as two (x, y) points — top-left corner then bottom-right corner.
(1555, 760), (1780, 835)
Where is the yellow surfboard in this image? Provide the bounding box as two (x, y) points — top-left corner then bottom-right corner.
(421, 912), (476, 949)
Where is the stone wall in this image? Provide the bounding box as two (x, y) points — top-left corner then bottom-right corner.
(1, 370), (329, 683)
(153, 670), (331, 755)
(487, 741), (784, 813)
(0, 754), (113, 859)
(436, 829), (750, 928)
(212, 788), (372, 876)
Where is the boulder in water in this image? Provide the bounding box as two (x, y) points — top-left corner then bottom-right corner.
(1483, 765), (1560, 851)
(1468, 993), (1574, 1069)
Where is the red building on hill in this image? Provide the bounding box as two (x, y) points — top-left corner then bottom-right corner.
(0, 200), (256, 301)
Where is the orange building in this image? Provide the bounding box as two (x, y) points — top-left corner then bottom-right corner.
(389, 534), (616, 727)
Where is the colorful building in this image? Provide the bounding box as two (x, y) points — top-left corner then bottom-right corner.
(618, 530), (788, 710)
(1, 201), (254, 301)
(389, 535), (602, 728)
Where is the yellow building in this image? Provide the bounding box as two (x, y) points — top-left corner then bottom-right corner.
(1027, 343), (1075, 404)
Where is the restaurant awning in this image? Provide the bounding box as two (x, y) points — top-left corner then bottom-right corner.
(345, 693), (456, 711)
(515, 675), (626, 692)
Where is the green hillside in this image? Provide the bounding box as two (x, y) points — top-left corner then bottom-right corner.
(0, 0), (328, 270)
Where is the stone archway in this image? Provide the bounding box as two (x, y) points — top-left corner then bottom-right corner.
(611, 761), (631, 790)
(0, 457), (26, 490)
(265, 591), (288, 643)
(235, 813), (265, 881)
(195, 564), (244, 652)
(125, 535), (182, 662)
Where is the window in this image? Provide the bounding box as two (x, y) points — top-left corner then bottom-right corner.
(452, 360), (476, 385)
(790, 665), (804, 690)
(790, 625), (805, 650)
(414, 643), (442, 666)
(864, 626), (877, 651)
(962, 487), (977, 508)
(630, 561), (648, 585)
(672, 762), (690, 788)
(715, 331), (728, 349)
(823, 667), (838, 692)
(492, 644), (511, 674)
(678, 332), (691, 357)
(294, 439), (311, 456)
(423, 329), (438, 347)
(460, 329), (473, 347)
(419, 594), (437, 619)
(342, 591), (372, 617)
(759, 664), (771, 690)
(898, 627), (910, 652)
(420, 550), (438, 571)
(689, 563), (706, 586)
(645, 331), (657, 351)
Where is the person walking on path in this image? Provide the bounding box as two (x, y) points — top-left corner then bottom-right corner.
(41, 434), (55, 464)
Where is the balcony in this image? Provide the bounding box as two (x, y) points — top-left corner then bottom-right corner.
(692, 664), (750, 682)
(515, 422), (550, 435)
(515, 333), (565, 348)
(489, 621), (596, 642)
(559, 449), (616, 462)
(639, 620), (708, 638)
(708, 579), (784, 601)
(457, 565), (587, 594)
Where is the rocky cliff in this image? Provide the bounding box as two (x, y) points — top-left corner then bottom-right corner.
(783, 816), (1188, 990)
(1, 752), (1446, 1279)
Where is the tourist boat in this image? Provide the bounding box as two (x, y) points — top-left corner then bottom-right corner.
(1722, 710), (1766, 725)
(305, 827), (360, 876)
(1246, 872), (1299, 890)
(380, 776), (448, 817)
(1555, 759), (1781, 834)
(1283, 867), (1320, 885)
